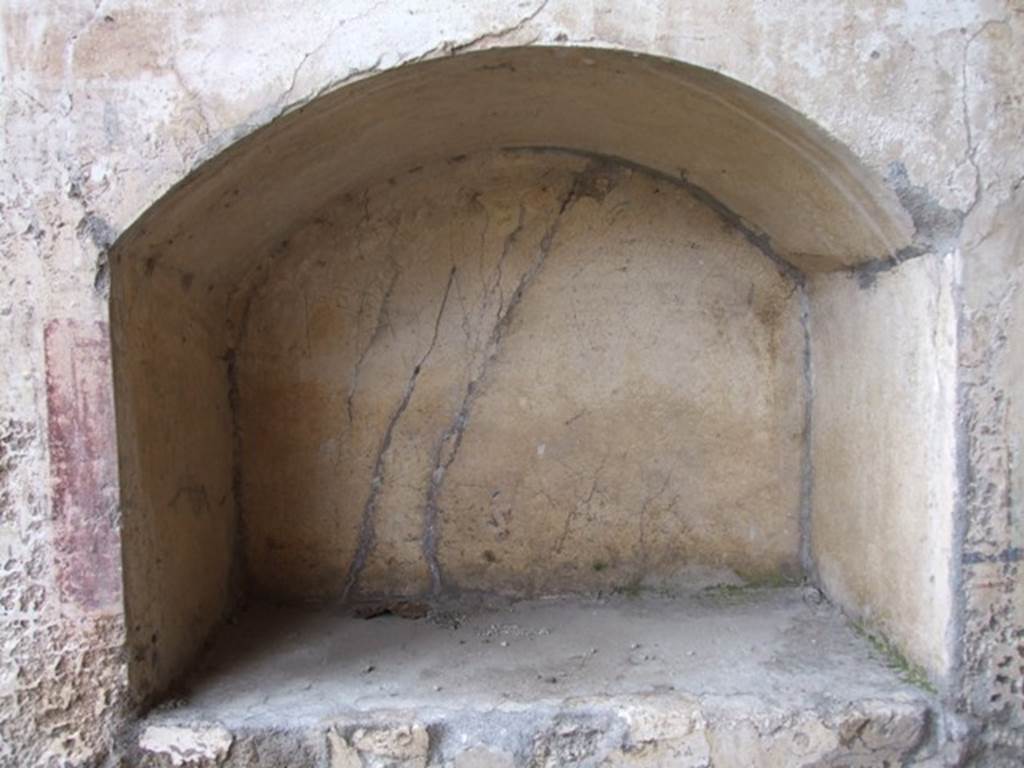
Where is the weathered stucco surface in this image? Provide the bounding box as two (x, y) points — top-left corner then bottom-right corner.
(133, 590), (937, 767)
(958, 159), (1024, 761)
(111, 249), (238, 700)
(1, 0), (1022, 765)
(809, 253), (958, 678)
(238, 150), (803, 602)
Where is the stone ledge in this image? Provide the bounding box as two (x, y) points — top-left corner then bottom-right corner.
(133, 589), (940, 766)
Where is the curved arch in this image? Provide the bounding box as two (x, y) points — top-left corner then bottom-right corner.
(109, 46), (918, 698)
(113, 47), (911, 306)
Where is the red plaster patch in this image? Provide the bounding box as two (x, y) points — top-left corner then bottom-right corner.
(44, 319), (122, 613)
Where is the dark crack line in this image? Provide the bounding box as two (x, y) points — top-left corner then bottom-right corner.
(347, 265), (400, 423)
(421, 392), (471, 594)
(226, 237), (294, 352)
(492, 202), (527, 318)
(219, 238), (295, 610)
(223, 348), (248, 604)
(341, 264), (457, 601)
(470, 191), (492, 308)
(851, 17), (1010, 288)
(421, 176), (588, 594)
(503, 145), (805, 285)
(958, 19), (1008, 221)
(554, 457), (607, 556)
(798, 284), (817, 582)
(496, 146), (815, 574)
(450, 0), (550, 55)
(637, 474), (672, 568)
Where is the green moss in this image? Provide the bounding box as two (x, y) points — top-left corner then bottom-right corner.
(698, 575), (798, 605)
(609, 574), (798, 603)
(612, 581), (645, 599)
(698, 583), (759, 606)
(704, 583), (749, 596)
(591, 561), (608, 572)
(604, 577), (683, 599)
(751, 572), (801, 589)
(854, 623), (937, 694)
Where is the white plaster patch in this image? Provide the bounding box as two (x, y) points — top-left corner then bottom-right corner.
(616, 696), (705, 742)
(327, 728), (362, 768)
(139, 723), (233, 766)
(350, 723), (429, 760)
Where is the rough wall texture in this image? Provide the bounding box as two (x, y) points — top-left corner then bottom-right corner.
(1, 0), (1022, 765)
(954, 10), (1024, 761)
(958, 185), (1024, 762)
(238, 150), (804, 602)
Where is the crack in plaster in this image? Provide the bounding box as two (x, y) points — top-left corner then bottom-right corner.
(855, 18), (1010, 289)
(420, 174), (589, 595)
(505, 146), (805, 285)
(404, 0), (551, 65)
(282, 48), (324, 108)
(958, 19), (1009, 224)
(503, 145), (819, 586)
(347, 263), (401, 425)
(636, 473), (674, 572)
(492, 203), (528, 319)
(168, 63), (214, 143)
(798, 284), (817, 583)
(222, 348), (248, 606)
(450, 0), (551, 55)
(342, 265), (458, 601)
(279, 56), (385, 120)
(62, 0), (106, 118)
(281, 1), (394, 107)
(278, 2), (388, 109)
(553, 456), (608, 557)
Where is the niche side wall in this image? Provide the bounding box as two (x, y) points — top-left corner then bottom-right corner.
(809, 252), (958, 681)
(111, 243), (240, 699)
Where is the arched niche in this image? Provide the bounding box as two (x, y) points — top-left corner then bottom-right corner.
(110, 47), (951, 709)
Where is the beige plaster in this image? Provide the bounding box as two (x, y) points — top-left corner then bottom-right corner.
(111, 251), (238, 698)
(105, 43), (957, 709)
(239, 150), (804, 601)
(4, 1), (1021, 762)
(110, 47), (912, 315)
(808, 254), (958, 678)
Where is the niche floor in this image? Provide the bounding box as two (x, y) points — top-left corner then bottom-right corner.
(137, 588), (936, 766)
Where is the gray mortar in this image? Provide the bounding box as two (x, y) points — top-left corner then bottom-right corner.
(76, 211), (118, 296)
(854, 162), (968, 290)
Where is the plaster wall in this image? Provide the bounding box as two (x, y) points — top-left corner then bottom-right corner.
(238, 150), (804, 603)
(959, 182), (1024, 758)
(110, 252), (238, 699)
(809, 254), (959, 678)
(1, 1), (1022, 764)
